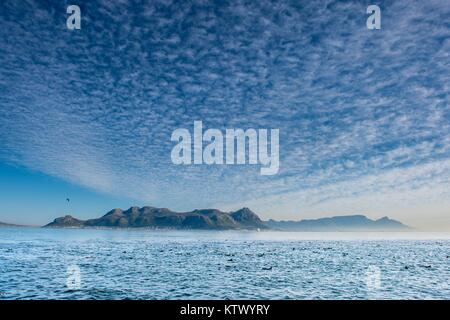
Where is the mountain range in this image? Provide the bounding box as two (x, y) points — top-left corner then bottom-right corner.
(43, 206), (411, 231)
(44, 206), (267, 230)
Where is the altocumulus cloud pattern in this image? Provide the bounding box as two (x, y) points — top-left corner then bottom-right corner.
(0, 0), (449, 224)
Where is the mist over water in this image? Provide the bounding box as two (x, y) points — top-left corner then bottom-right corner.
(0, 228), (449, 300)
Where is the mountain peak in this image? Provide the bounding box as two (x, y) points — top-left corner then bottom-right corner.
(103, 208), (124, 217)
(230, 208), (266, 229)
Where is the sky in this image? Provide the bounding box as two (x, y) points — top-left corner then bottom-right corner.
(0, 0), (449, 229)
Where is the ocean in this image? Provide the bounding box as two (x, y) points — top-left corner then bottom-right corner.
(0, 227), (449, 300)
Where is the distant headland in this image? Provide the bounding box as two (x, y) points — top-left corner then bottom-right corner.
(0, 221), (28, 228)
(44, 207), (267, 230)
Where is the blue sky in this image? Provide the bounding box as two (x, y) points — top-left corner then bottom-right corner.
(0, 0), (450, 229)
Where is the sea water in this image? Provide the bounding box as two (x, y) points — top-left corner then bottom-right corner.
(0, 227), (449, 300)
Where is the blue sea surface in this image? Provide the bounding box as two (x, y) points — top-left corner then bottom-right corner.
(0, 227), (449, 300)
